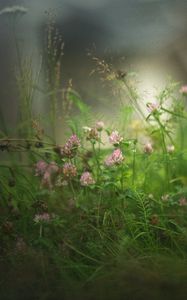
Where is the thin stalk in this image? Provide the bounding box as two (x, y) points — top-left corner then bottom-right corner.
(132, 140), (137, 186)
(123, 79), (146, 120)
(92, 141), (101, 180)
(39, 224), (43, 238)
(161, 107), (187, 120)
(154, 115), (170, 189)
(0, 138), (55, 147)
(69, 180), (76, 200)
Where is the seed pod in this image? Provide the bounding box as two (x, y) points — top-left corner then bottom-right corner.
(35, 141), (43, 148)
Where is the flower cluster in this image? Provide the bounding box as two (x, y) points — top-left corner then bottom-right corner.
(63, 163), (77, 179)
(80, 172), (95, 186)
(109, 130), (123, 145)
(105, 149), (124, 166)
(35, 160), (59, 189)
(61, 134), (80, 158)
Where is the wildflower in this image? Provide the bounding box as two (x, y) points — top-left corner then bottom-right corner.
(55, 177), (68, 187)
(63, 163), (77, 179)
(41, 171), (52, 189)
(179, 85), (187, 95)
(109, 130), (123, 145)
(161, 194), (169, 202)
(47, 162), (59, 174)
(86, 128), (99, 141)
(34, 212), (51, 223)
(146, 102), (159, 113)
(179, 197), (187, 206)
(68, 134), (81, 148)
(62, 180), (68, 186)
(105, 149), (124, 166)
(61, 144), (73, 158)
(61, 134), (80, 158)
(80, 172), (95, 186)
(144, 143), (153, 154)
(167, 144), (175, 153)
(35, 160), (48, 176)
(35, 161), (59, 189)
(95, 121), (104, 131)
(33, 200), (48, 211)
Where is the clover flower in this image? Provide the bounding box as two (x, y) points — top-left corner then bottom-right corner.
(146, 102), (159, 113)
(55, 177), (68, 187)
(41, 171), (52, 189)
(179, 85), (187, 95)
(34, 212), (51, 223)
(80, 172), (95, 186)
(35, 160), (48, 176)
(61, 134), (80, 158)
(68, 134), (81, 148)
(95, 121), (104, 131)
(63, 163), (77, 179)
(86, 128), (99, 141)
(47, 162), (59, 174)
(161, 194), (169, 202)
(35, 161), (59, 189)
(179, 197), (187, 206)
(144, 143), (153, 154)
(105, 149), (124, 166)
(167, 144), (175, 153)
(109, 130), (123, 145)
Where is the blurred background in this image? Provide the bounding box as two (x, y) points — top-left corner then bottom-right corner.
(0, 0), (187, 135)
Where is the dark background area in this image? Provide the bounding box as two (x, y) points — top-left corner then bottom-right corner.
(0, 0), (187, 130)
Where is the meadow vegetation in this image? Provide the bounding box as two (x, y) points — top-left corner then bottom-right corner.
(1, 14), (187, 300)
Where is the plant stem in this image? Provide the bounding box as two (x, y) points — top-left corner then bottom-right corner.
(69, 180), (76, 200)
(132, 140), (137, 186)
(155, 115), (170, 189)
(92, 141), (101, 180)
